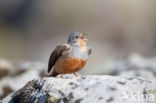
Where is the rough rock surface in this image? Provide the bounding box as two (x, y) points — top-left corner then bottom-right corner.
(2, 75), (156, 103)
(1, 54), (156, 102)
(90, 53), (156, 79)
(0, 61), (47, 100)
(0, 59), (14, 79)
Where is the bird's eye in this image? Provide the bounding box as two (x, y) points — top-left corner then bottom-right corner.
(75, 36), (79, 38)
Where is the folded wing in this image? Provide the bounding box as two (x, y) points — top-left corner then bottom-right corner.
(48, 44), (70, 73)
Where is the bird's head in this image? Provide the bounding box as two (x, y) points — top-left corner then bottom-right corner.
(67, 32), (88, 47)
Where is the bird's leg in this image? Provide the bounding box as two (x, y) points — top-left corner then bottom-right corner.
(60, 74), (63, 78)
(73, 72), (78, 78)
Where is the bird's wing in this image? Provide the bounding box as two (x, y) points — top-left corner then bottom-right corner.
(88, 47), (92, 55)
(48, 44), (71, 73)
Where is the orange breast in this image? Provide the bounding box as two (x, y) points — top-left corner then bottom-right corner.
(77, 59), (88, 71)
(55, 57), (88, 74)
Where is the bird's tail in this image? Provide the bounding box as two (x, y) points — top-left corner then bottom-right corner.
(50, 68), (59, 77)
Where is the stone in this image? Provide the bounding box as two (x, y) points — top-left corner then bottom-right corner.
(2, 75), (156, 103)
(0, 59), (14, 79)
(0, 61), (46, 100)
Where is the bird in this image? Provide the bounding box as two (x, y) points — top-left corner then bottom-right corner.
(47, 32), (92, 77)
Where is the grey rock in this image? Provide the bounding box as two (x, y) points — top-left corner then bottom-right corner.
(0, 61), (46, 100)
(91, 53), (156, 79)
(0, 59), (14, 79)
(2, 75), (156, 103)
(1, 54), (156, 102)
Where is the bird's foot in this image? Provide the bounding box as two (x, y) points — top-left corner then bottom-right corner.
(60, 74), (63, 78)
(73, 72), (78, 78)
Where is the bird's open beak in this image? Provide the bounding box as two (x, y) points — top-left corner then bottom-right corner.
(80, 33), (88, 42)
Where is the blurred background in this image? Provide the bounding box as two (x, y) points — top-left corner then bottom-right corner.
(1, 0), (156, 100)
(0, 0), (156, 73)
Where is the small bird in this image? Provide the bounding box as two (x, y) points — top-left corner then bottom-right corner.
(47, 32), (91, 77)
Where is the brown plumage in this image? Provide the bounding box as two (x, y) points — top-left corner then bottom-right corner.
(48, 44), (70, 76)
(48, 45), (68, 73)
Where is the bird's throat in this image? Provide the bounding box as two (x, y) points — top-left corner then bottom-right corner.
(78, 40), (86, 51)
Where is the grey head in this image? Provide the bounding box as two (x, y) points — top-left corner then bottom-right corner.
(67, 32), (87, 45)
(67, 32), (89, 59)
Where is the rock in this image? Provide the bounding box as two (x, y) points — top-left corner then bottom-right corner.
(0, 86), (13, 100)
(90, 53), (156, 79)
(2, 75), (156, 103)
(0, 59), (15, 99)
(1, 54), (156, 102)
(109, 54), (156, 79)
(0, 61), (46, 100)
(0, 59), (14, 79)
